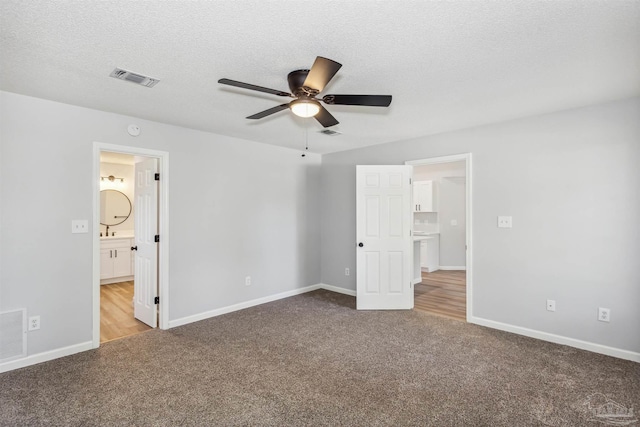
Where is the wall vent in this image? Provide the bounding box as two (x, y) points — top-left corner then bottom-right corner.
(0, 309), (26, 362)
(109, 68), (160, 88)
(318, 129), (341, 136)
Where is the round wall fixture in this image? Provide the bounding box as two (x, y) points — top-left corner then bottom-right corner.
(127, 124), (141, 137)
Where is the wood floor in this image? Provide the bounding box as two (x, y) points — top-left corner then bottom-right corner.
(414, 270), (466, 321)
(100, 281), (152, 343)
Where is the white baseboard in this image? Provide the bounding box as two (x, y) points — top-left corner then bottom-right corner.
(318, 283), (357, 297)
(438, 266), (466, 271)
(169, 283), (358, 329)
(168, 284), (322, 328)
(469, 316), (640, 363)
(0, 341), (93, 374)
(100, 275), (134, 285)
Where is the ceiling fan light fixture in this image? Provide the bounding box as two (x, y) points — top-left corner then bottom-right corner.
(290, 99), (320, 118)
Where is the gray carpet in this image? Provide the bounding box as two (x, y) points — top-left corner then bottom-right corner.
(1, 290), (638, 426)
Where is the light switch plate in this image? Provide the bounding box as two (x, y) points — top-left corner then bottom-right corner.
(71, 220), (89, 233)
(451, 219), (458, 226)
(497, 216), (513, 228)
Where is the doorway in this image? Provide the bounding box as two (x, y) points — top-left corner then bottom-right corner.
(406, 154), (472, 321)
(98, 152), (154, 342)
(92, 142), (170, 348)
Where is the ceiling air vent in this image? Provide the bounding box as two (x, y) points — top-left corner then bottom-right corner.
(318, 129), (341, 136)
(109, 68), (160, 88)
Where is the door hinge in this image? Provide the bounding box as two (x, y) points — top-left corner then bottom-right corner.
(154, 235), (160, 242)
(409, 178), (412, 184)
(155, 173), (160, 181)
(154, 296), (159, 305)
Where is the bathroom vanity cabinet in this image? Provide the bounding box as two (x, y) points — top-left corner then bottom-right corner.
(100, 237), (134, 284)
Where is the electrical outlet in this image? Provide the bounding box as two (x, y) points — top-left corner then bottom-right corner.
(28, 315), (40, 331)
(598, 307), (610, 322)
(497, 216), (513, 228)
(345, 268), (350, 276)
(546, 299), (556, 312)
(245, 276), (251, 286)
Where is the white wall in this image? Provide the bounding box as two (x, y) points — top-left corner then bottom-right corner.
(0, 91), (321, 358)
(320, 97), (640, 356)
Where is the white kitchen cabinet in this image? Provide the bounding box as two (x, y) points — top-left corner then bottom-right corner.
(100, 237), (134, 284)
(420, 235), (440, 272)
(413, 180), (438, 212)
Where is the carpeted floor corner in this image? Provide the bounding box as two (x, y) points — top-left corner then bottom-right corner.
(1, 290), (638, 426)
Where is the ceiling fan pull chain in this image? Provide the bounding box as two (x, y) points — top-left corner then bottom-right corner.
(302, 127), (309, 157)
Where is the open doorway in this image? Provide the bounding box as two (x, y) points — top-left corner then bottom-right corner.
(406, 154), (472, 321)
(98, 152), (153, 342)
(92, 142), (170, 348)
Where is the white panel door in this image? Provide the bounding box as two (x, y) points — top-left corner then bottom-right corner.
(134, 158), (158, 327)
(356, 165), (413, 309)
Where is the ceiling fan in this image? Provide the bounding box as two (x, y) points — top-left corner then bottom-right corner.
(218, 56), (392, 128)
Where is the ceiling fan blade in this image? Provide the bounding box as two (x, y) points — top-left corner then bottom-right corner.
(322, 94), (392, 107)
(303, 57), (342, 93)
(218, 78), (292, 97)
(314, 105), (339, 128)
(246, 103), (290, 119)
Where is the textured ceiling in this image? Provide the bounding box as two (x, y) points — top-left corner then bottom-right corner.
(1, 1), (639, 154)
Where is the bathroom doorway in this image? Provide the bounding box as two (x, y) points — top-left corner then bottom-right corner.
(98, 152), (153, 342)
(92, 143), (170, 348)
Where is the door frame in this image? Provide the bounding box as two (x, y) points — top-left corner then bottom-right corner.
(405, 153), (472, 320)
(92, 142), (170, 348)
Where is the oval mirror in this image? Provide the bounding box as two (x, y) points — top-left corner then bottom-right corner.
(100, 190), (132, 226)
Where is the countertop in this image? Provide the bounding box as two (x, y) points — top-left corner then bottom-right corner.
(100, 235), (134, 240)
(413, 232), (439, 242)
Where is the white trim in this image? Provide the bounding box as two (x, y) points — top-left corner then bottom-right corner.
(169, 284), (357, 329)
(406, 153), (470, 166)
(319, 283), (357, 296)
(0, 341), (93, 374)
(438, 266), (467, 271)
(100, 275), (134, 285)
(469, 316), (640, 363)
(405, 153), (472, 321)
(93, 142), (170, 350)
(168, 285), (322, 328)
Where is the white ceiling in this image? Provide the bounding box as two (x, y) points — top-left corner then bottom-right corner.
(1, 1), (639, 154)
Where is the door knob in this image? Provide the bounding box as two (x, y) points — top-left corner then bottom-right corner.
(358, 242), (364, 247)
(131, 246), (138, 251)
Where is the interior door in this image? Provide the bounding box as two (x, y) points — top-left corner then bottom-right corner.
(133, 157), (158, 327)
(356, 165), (413, 309)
